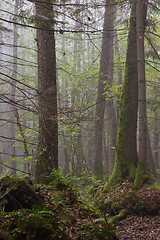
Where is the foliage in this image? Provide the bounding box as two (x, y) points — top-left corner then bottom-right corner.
(0, 174), (118, 239)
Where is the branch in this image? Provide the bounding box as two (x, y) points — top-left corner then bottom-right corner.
(14, 108), (31, 178)
(145, 61), (160, 72)
(145, 34), (160, 59)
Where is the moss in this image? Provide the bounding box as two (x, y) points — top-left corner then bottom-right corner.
(104, 158), (135, 191)
(99, 181), (160, 221)
(109, 210), (127, 225)
(107, 1), (138, 187)
(0, 177), (43, 211)
(79, 219), (118, 240)
(0, 209), (67, 240)
(150, 182), (160, 191)
(134, 162), (155, 189)
(0, 174), (119, 240)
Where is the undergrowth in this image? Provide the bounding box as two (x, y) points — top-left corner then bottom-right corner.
(0, 170), (118, 240)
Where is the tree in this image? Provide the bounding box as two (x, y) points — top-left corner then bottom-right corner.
(35, 0), (58, 182)
(93, 0), (116, 180)
(146, 125), (156, 176)
(9, 0), (19, 177)
(136, 0), (147, 165)
(134, 0), (155, 188)
(153, 105), (159, 168)
(109, 1), (138, 185)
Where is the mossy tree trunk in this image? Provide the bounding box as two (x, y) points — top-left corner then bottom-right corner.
(109, 2), (138, 183)
(35, 0), (58, 182)
(109, 2), (138, 185)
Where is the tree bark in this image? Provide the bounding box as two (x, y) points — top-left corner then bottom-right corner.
(153, 106), (159, 168)
(35, 0), (58, 182)
(146, 125), (156, 176)
(105, 33), (117, 176)
(109, 2), (138, 185)
(93, 0), (116, 180)
(137, 0), (147, 165)
(9, 0), (19, 177)
(134, 0), (155, 189)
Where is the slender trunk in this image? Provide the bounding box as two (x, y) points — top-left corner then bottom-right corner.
(87, 117), (94, 171)
(137, 0), (147, 165)
(103, 132), (109, 178)
(105, 12), (117, 176)
(153, 106), (159, 168)
(0, 7), (3, 173)
(57, 51), (70, 174)
(114, 30), (122, 86)
(93, 0), (116, 180)
(9, 0), (19, 177)
(0, 10), (3, 69)
(114, 29), (122, 120)
(73, 1), (84, 173)
(134, 0), (154, 189)
(14, 108), (31, 177)
(146, 125), (156, 176)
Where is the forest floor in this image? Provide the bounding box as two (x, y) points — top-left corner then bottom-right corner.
(0, 174), (118, 240)
(116, 215), (160, 239)
(0, 173), (160, 239)
(100, 180), (160, 240)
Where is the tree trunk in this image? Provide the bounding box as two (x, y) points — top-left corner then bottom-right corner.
(153, 106), (159, 168)
(35, 0), (58, 182)
(137, 0), (147, 165)
(9, 0), (19, 177)
(134, 0), (155, 188)
(0, 5), (3, 174)
(114, 28), (122, 119)
(114, 29), (122, 86)
(105, 26), (117, 176)
(109, 2), (138, 185)
(93, 0), (116, 180)
(146, 125), (156, 176)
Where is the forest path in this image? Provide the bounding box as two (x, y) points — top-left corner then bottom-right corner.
(116, 215), (160, 239)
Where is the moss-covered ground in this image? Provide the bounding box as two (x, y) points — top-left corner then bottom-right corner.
(1, 170), (160, 239)
(96, 180), (160, 225)
(0, 172), (118, 240)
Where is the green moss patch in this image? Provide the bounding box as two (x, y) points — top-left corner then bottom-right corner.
(0, 173), (118, 239)
(0, 209), (65, 240)
(97, 180), (160, 224)
(0, 176), (43, 212)
(134, 162), (155, 189)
